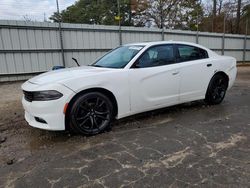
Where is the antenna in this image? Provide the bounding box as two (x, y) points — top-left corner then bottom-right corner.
(72, 58), (80, 67)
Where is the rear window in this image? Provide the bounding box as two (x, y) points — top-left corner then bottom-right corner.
(177, 45), (208, 62)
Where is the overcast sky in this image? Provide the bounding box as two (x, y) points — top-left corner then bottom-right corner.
(0, 0), (75, 21)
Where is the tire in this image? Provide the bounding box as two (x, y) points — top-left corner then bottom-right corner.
(68, 92), (114, 135)
(205, 74), (228, 105)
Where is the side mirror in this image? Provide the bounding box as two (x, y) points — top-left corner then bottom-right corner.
(52, 65), (65, 70)
(132, 61), (141, 69)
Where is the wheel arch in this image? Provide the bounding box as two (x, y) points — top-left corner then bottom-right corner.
(205, 71), (229, 97)
(212, 71), (229, 88)
(65, 87), (118, 130)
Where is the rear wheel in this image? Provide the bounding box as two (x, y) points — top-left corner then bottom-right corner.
(205, 74), (228, 105)
(69, 92), (114, 135)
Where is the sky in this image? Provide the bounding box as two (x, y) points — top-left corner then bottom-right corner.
(0, 0), (76, 21)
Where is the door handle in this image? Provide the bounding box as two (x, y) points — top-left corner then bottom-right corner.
(172, 71), (179, 75)
(207, 63), (212, 67)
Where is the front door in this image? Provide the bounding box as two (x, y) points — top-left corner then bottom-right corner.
(128, 44), (180, 114)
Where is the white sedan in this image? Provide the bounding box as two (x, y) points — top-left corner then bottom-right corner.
(22, 41), (237, 135)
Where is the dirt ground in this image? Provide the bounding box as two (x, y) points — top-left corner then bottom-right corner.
(0, 67), (250, 187)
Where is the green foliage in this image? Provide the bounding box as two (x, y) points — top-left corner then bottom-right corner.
(49, 0), (203, 30)
(49, 0), (133, 26)
(242, 3), (250, 20)
(178, 0), (204, 31)
(49, 0), (248, 34)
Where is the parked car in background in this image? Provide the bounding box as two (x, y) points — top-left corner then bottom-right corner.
(22, 41), (237, 135)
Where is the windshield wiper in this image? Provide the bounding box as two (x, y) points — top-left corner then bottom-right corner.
(89, 64), (104, 67)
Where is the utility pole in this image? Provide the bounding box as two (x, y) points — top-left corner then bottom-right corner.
(56, 0), (65, 67)
(222, 14), (226, 55)
(243, 19), (248, 63)
(117, 0), (122, 45)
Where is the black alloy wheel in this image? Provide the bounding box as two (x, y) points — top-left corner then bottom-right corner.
(69, 92), (114, 135)
(205, 74), (228, 105)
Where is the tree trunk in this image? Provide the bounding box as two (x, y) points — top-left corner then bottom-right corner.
(218, 0), (223, 15)
(236, 0), (242, 34)
(212, 0), (216, 32)
(160, 1), (164, 29)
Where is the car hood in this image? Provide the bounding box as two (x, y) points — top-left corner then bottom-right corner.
(28, 66), (115, 85)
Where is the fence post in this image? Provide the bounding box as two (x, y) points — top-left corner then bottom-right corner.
(222, 15), (226, 55)
(196, 10), (199, 44)
(196, 31), (199, 44)
(222, 34), (225, 56)
(56, 0), (65, 67)
(243, 18), (248, 63)
(161, 28), (165, 41)
(118, 26), (122, 45)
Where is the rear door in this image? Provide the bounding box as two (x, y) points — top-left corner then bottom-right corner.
(176, 44), (214, 102)
(128, 44), (180, 114)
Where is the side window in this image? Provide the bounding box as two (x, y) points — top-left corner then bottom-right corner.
(135, 45), (175, 68)
(177, 45), (208, 62)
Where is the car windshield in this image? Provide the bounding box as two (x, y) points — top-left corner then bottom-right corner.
(91, 45), (144, 68)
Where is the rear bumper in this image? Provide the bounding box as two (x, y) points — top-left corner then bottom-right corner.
(228, 66), (237, 90)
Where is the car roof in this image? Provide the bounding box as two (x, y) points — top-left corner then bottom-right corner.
(124, 41), (207, 49)
(123, 40), (218, 58)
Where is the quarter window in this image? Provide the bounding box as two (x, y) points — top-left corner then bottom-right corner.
(177, 45), (208, 62)
(135, 45), (175, 68)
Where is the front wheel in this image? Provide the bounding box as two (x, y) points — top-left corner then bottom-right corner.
(69, 92), (114, 135)
(205, 74), (228, 105)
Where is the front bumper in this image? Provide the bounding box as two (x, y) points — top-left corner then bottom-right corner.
(22, 81), (75, 131)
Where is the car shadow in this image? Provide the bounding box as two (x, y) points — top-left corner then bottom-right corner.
(112, 100), (208, 130)
(24, 100), (209, 151)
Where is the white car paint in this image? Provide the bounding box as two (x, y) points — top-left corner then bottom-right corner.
(21, 41), (237, 131)
(129, 63), (180, 114)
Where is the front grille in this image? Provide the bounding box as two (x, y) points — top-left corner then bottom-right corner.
(23, 90), (33, 102)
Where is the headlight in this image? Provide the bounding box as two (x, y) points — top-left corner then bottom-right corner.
(33, 90), (63, 101)
(23, 90), (63, 101)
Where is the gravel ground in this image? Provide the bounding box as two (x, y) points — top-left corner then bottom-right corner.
(0, 66), (249, 187)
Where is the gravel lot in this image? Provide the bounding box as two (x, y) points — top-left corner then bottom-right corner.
(0, 66), (250, 187)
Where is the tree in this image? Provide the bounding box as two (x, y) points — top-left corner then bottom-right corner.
(48, 0), (248, 34)
(218, 0), (223, 14)
(130, 0), (150, 27)
(49, 0), (133, 26)
(242, 3), (250, 21)
(23, 15), (35, 22)
(241, 3), (250, 34)
(198, 0), (250, 34)
(134, 0), (203, 30)
(49, 12), (61, 22)
(212, 0), (216, 32)
(176, 0), (204, 31)
(144, 0), (181, 29)
(236, 0), (242, 33)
